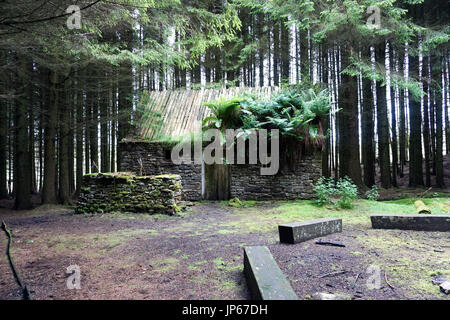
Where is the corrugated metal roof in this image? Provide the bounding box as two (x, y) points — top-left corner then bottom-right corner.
(138, 87), (280, 140)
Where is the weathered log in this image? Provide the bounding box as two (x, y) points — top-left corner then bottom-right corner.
(414, 200), (431, 214)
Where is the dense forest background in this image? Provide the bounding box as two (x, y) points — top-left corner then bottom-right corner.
(0, 0), (448, 210)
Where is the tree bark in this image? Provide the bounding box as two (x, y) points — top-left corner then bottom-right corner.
(58, 82), (70, 204)
(338, 46), (362, 185)
(75, 75), (84, 196)
(100, 72), (110, 173)
(423, 57), (431, 187)
(0, 52), (8, 199)
(408, 53), (424, 187)
(362, 76), (376, 187)
(376, 44), (392, 188)
(14, 56), (32, 210)
(42, 69), (58, 204)
(435, 88), (445, 188)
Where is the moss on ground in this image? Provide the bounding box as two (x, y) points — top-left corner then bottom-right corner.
(7, 197), (447, 299)
(219, 198), (449, 236)
(356, 228), (450, 299)
(149, 257), (179, 272)
(43, 228), (158, 253)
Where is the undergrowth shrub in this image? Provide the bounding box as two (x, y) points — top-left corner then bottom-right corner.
(313, 176), (358, 209)
(335, 177), (358, 209)
(365, 185), (380, 201)
(313, 177), (335, 206)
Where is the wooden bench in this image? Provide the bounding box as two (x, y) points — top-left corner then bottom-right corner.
(278, 218), (342, 244)
(371, 214), (450, 231)
(243, 246), (298, 300)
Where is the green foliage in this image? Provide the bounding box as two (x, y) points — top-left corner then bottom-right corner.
(313, 177), (336, 207)
(1, 1), (241, 76)
(203, 87), (331, 141)
(335, 177), (359, 209)
(202, 97), (245, 131)
(240, 88), (331, 140)
(201, 86), (332, 167)
(236, 0), (449, 89)
(365, 185), (380, 201)
(228, 197), (244, 207)
(314, 176), (359, 209)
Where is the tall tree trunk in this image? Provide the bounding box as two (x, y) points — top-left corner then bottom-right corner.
(333, 45), (340, 179)
(408, 53), (424, 187)
(338, 46), (362, 185)
(38, 99), (43, 192)
(258, 13), (265, 87)
(362, 76), (376, 187)
(399, 86), (406, 177)
(14, 56), (32, 210)
(321, 46), (330, 177)
(110, 78), (117, 173)
(445, 54), (450, 155)
(423, 56), (431, 187)
(75, 75), (84, 196)
(68, 90), (75, 195)
(390, 49), (398, 187)
(27, 61), (36, 194)
(376, 44), (392, 188)
(89, 84), (99, 173)
(435, 88), (445, 188)
(273, 23), (280, 87)
(0, 52), (8, 199)
(58, 82), (70, 204)
(84, 75), (90, 175)
(117, 28), (134, 170)
(280, 19), (290, 82)
(42, 69), (58, 204)
(100, 73), (110, 173)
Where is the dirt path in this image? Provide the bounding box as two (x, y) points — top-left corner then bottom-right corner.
(0, 200), (449, 300)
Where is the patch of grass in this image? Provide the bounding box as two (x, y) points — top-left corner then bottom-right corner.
(187, 265), (200, 271)
(218, 200), (258, 207)
(213, 257), (241, 272)
(149, 257), (179, 272)
(220, 198), (449, 235)
(220, 280), (238, 290)
(217, 229), (236, 235)
(44, 228), (158, 253)
(429, 269), (450, 277)
(356, 229), (450, 299)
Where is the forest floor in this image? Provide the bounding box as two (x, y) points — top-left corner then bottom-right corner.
(0, 197), (449, 300)
(375, 155), (450, 199)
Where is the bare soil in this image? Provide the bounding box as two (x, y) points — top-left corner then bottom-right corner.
(1, 200), (449, 300)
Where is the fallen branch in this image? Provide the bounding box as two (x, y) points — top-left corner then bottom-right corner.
(1, 221), (31, 300)
(315, 240), (346, 247)
(419, 187), (432, 199)
(318, 270), (347, 278)
(384, 271), (396, 290)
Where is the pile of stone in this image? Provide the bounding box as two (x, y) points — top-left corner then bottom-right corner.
(76, 172), (182, 215)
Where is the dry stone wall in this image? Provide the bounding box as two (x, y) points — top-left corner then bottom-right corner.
(120, 141), (322, 201)
(230, 155), (321, 200)
(76, 173), (182, 215)
(120, 141), (202, 201)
